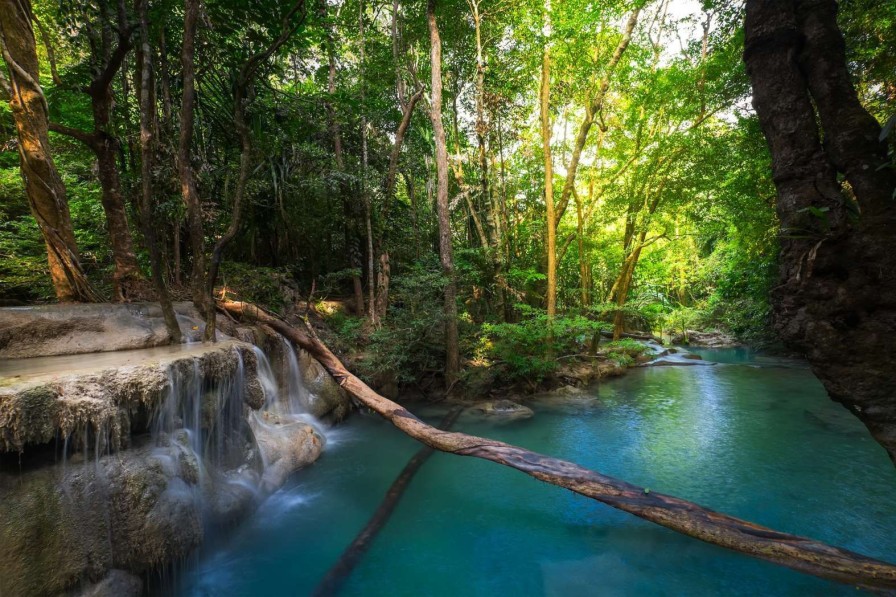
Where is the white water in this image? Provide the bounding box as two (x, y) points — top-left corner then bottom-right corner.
(251, 339), (330, 444)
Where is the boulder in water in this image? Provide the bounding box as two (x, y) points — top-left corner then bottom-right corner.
(671, 329), (740, 348)
(250, 411), (323, 492)
(464, 399), (534, 420)
(297, 349), (352, 422)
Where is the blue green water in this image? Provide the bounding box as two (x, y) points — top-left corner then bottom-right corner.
(180, 351), (896, 596)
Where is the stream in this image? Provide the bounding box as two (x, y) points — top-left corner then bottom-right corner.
(177, 349), (896, 596)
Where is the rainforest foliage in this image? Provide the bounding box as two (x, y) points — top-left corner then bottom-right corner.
(1, 0), (893, 382)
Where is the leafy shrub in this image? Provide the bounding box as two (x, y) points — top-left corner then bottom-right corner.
(602, 338), (648, 357)
(477, 311), (608, 383)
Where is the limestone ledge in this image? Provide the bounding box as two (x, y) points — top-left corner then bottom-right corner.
(0, 341), (264, 454)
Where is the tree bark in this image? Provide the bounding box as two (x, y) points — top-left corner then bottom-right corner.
(428, 0), (460, 386)
(0, 0), (99, 302)
(221, 300), (896, 593)
(745, 0), (896, 464)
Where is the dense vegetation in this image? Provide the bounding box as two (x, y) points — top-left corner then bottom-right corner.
(1, 0), (893, 386)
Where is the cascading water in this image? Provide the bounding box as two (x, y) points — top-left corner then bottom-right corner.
(251, 340), (329, 445)
(282, 337), (310, 414)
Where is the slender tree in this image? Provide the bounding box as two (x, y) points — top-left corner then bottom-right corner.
(48, 0), (144, 301)
(428, 0), (460, 386)
(178, 0), (210, 320)
(540, 0), (556, 323)
(136, 0), (181, 342)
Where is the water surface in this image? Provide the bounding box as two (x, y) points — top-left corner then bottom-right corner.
(180, 351), (896, 596)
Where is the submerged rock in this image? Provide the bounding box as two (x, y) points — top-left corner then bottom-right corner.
(464, 399), (534, 420)
(559, 384), (588, 394)
(672, 329), (740, 348)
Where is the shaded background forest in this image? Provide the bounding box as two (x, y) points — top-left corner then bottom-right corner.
(1, 0), (893, 383)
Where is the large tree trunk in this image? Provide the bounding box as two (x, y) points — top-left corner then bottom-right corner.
(0, 0), (98, 302)
(221, 300), (896, 592)
(428, 0), (460, 386)
(94, 132), (142, 300)
(85, 7), (142, 301)
(744, 0), (896, 464)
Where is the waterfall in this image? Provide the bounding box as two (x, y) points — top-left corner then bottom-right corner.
(252, 346), (281, 409)
(150, 348), (250, 470)
(248, 339), (329, 445)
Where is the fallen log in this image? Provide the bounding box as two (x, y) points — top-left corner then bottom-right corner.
(313, 408), (462, 597)
(221, 300), (896, 591)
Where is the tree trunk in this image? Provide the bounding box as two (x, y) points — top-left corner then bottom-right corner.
(221, 300), (896, 593)
(359, 0), (377, 327)
(744, 0), (896, 464)
(322, 5), (363, 316)
(611, 234), (645, 340)
(541, 0), (557, 324)
(93, 132), (143, 300)
(428, 0), (460, 387)
(375, 86), (423, 321)
(178, 0), (210, 320)
(574, 187), (589, 307)
(204, 0), (305, 342)
(0, 0), (98, 302)
(136, 0), (180, 343)
(83, 7), (143, 301)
